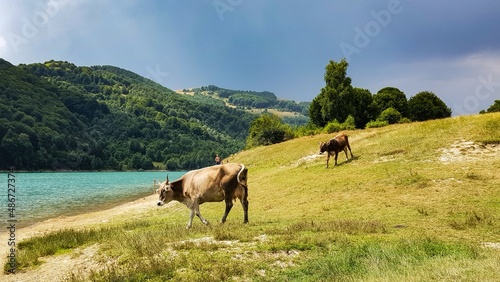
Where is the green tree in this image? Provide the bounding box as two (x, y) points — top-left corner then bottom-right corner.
(0, 131), (34, 169)
(480, 100), (500, 113)
(309, 59), (354, 127)
(246, 114), (294, 148)
(408, 91), (452, 121)
(308, 97), (324, 127)
(352, 88), (376, 128)
(378, 107), (402, 124)
(373, 87), (409, 118)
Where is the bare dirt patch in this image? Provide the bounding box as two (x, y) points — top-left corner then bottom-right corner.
(3, 244), (102, 282)
(293, 154), (324, 167)
(483, 242), (500, 250)
(438, 139), (500, 164)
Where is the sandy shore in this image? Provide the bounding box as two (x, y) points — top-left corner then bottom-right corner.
(0, 194), (159, 281)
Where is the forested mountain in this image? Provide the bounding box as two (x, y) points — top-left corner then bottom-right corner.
(0, 59), (254, 171)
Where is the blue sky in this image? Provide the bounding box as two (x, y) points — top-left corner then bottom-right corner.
(1, 0), (500, 115)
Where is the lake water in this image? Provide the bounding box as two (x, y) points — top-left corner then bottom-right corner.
(1, 171), (186, 228)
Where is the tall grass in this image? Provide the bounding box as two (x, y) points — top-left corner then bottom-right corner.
(6, 113), (500, 281)
(282, 238), (480, 282)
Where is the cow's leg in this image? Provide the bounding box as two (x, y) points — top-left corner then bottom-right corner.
(343, 148), (349, 162)
(326, 153), (330, 168)
(334, 152), (339, 166)
(347, 142), (354, 159)
(194, 202), (209, 226)
(221, 194), (234, 223)
(187, 209), (195, 229)
(187, 200), (209, 228)
(239, 187), (249, 224)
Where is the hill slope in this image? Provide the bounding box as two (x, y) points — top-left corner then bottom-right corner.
(6, 113), (500, 281)
(229, 113), (500, 232)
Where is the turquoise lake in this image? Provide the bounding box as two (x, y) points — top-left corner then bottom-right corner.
(1, 171), (186, 227)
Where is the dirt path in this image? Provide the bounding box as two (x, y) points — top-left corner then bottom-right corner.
(0, 194), (159, 282)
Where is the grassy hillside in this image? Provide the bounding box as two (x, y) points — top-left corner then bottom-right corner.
(229, 113), (500, 239)
(7, 113), (500, 281)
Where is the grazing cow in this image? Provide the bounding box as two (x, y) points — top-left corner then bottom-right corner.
(156, 163), (248, 228)
(319, 133), (354, 168)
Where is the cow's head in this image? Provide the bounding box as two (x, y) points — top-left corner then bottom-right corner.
(157, 176), (173, 206)
(319, 142), (327, 154)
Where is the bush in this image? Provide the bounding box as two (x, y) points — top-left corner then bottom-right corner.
(342, 115), (356, 130)
(378, 107), (402, 124)
(366, 120), (389, 128)
(399, 117), (412, 124)
(408, 91), (451, 121)
(323, 115), (356, 133)
(324, 120), (342, 133)
(246, 113), (294, 148)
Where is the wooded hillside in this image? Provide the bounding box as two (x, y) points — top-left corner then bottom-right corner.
(0, 59), (255, 170)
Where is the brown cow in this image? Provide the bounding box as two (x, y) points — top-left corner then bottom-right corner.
(156, 163), (248, 228)
(319, 133), (354, 168)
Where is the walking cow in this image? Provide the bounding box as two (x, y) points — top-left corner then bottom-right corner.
(319, 133), (354, 168)
(156, 163), (248, 228)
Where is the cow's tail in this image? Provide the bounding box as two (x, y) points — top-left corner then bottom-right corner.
(237, 164), (247, 189)
(235, 164), (248, 204)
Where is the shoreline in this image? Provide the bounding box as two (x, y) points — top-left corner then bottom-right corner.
(11, 191), (156, 229)
(0, 170), (186, 229)
(1, 194), (160, 280)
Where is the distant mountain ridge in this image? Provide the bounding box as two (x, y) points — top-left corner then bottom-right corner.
(0, 59), (257, 170)
(178, 85), (310, 126)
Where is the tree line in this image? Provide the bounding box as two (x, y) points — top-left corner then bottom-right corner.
(309, 59), (452, 129)
(246, 58), (500, 148)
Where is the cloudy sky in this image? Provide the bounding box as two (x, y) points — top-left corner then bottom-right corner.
(1, 0), (499, 115)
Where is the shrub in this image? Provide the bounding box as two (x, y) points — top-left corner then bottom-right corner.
(342, 115), (356, 130)
(399, 117), (412, 124)
(324, 119), (342, 133)
(323, 115), (356, 133)
(246, 113), (294, 148)
(366, 120), (389, 128)
(408, 91), (452, 121)
(378, 107), (402, 124)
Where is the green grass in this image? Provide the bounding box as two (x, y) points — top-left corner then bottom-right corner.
(8, 227), (114, 270)
(6, 113), (500, 281)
